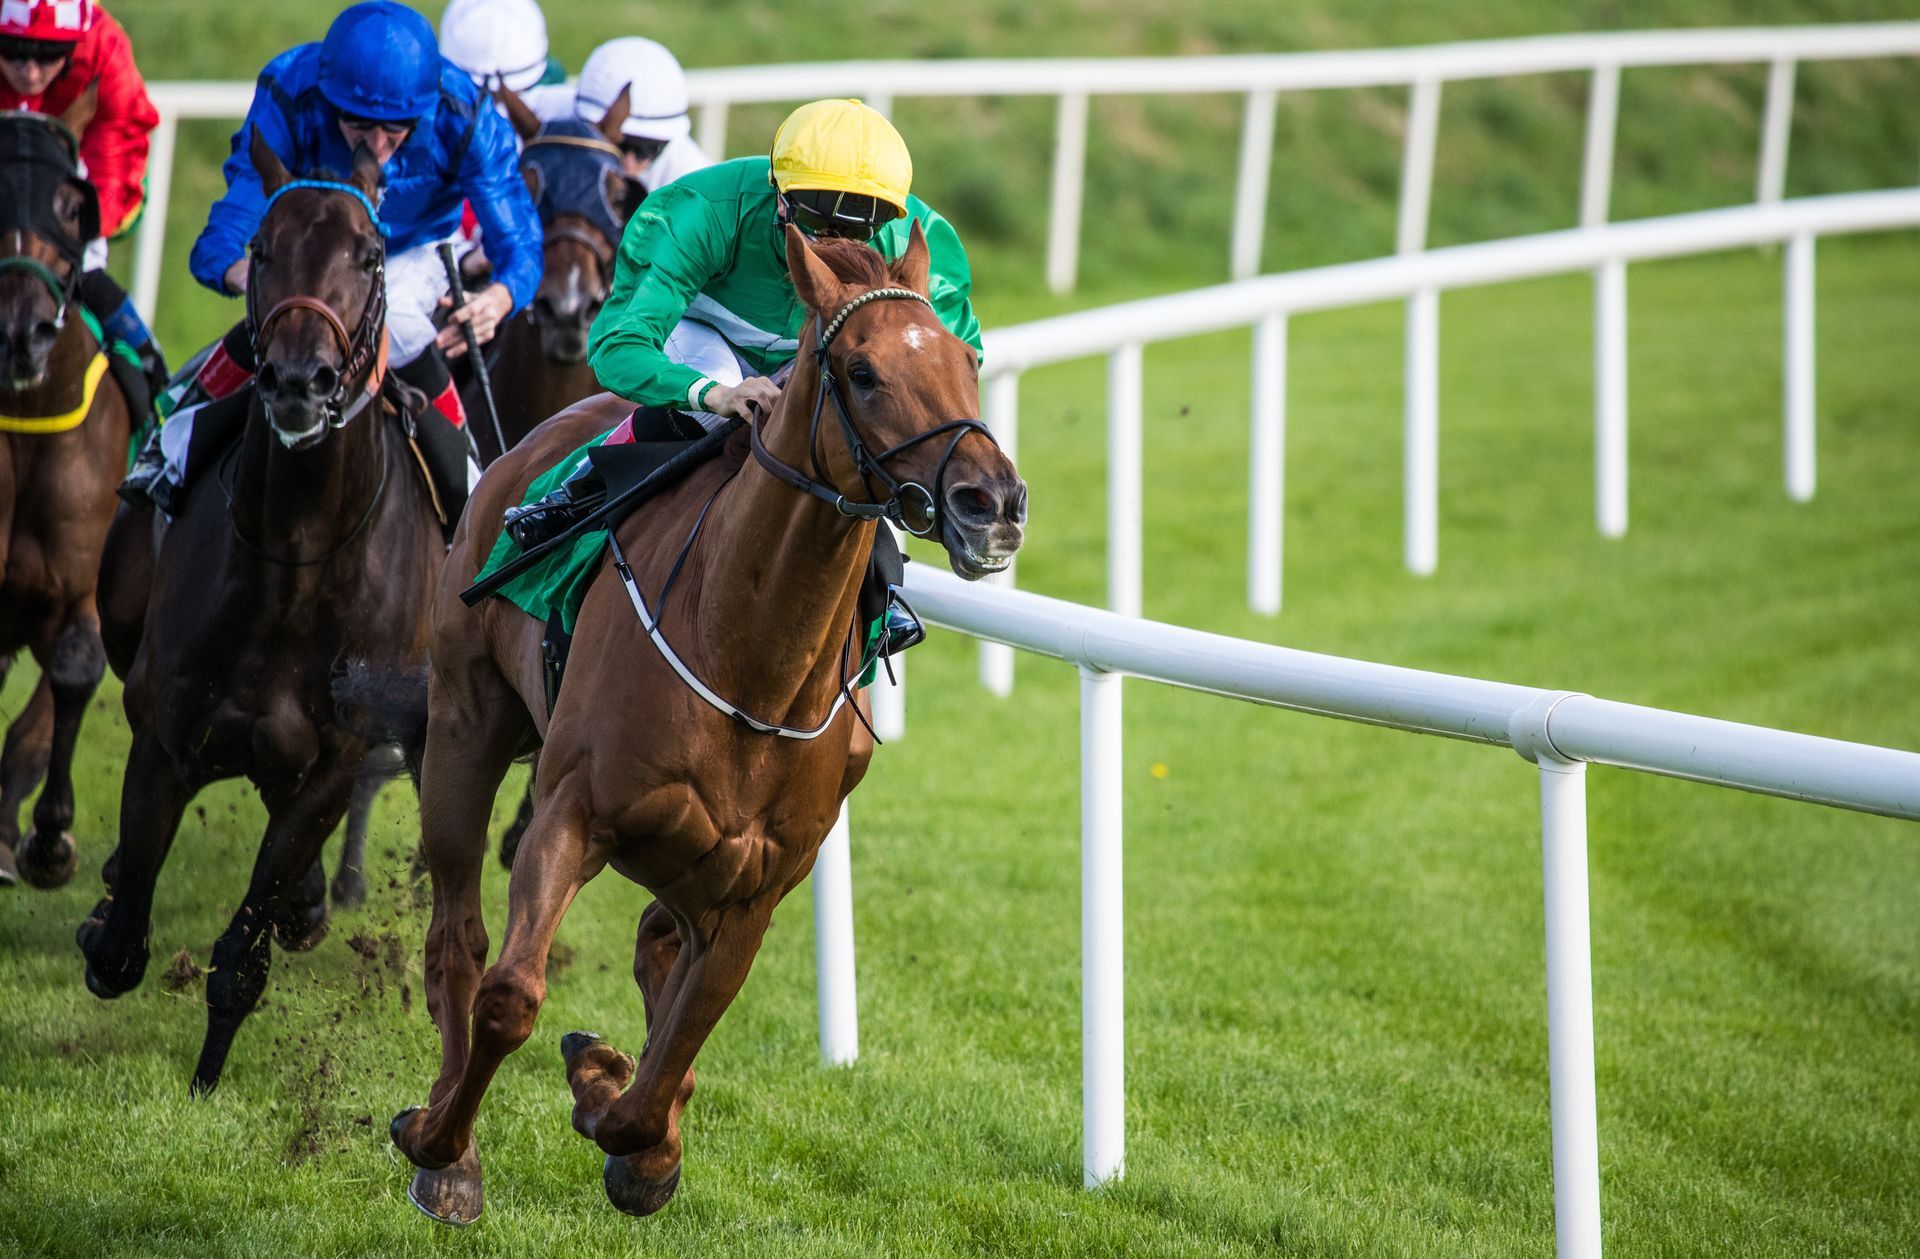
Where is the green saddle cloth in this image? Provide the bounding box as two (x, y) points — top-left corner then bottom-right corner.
(470, 429), (618, 634)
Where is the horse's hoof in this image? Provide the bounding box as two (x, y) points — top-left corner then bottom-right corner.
(17, 830), (76, 889)
(329, 871), (367, 910)
(270, 900), (331, 953)
(0, 840), (17, 888)
(603, 1153), (680, 1217)
(407, 1142), (483, 1226)
(560, 1030), (605, 1065)
(77, 905), (146, 999)
(390, 1106), (455, 1171)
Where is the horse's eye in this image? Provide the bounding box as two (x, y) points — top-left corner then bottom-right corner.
(849, 363), (877, 390)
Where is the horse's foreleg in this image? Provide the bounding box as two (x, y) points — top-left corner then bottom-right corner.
(190, 757), (358, 1096)
(96, 501), (155, 681)
(332, 743), (402, 908)
(19, 614), (108, 889)
(387, 679), (531, 1228)
(566, 894), (777, 1215)
(396, 793), (591, 1175)
(77, 733), (197, 997)
(0, 675), (54, 887)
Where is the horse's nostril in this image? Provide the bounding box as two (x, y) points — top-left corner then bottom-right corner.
(257, 363), (280, 393)
(29, 320), (58, 351)
(310, 366), (339, 399)
(946, 484), (995, 523)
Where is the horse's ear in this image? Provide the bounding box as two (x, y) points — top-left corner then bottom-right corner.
(250, 125), (292, 196)
(602, 166), (644, 224)
(348, 141), (383, 201)
(496, 85), (542, 142)
(598, 82), (633, 146)
(889, 219), (931, 297)
(57, 80), (97, 140)
(785, 223), (844, 314)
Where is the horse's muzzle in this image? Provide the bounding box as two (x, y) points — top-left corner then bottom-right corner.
(258, 354), (342, 448)
(939, 474), (1027, 579)
(0, 312), (59, 391)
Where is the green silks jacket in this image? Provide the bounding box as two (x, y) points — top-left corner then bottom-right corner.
(587, 156), (984, 412)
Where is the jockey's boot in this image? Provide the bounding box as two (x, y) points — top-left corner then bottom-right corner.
(117, 426), (173, 514)
(396, 351), (479, 540)
(79, 270), (170, 419)
(876, 591), (926, 657)
(502, 456), (604, 551)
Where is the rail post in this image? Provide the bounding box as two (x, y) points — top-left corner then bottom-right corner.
(1249, 312), (1288, 614)
(131, 109), (179, 327)
(1080, 665), (1125, 1188)
(1404, 288), (1439, 576)
(812, 804), (859, 1067)
(1231, 89), (1280, 281)
(1397, 78), (1442, 256)
(1784, 231), (1816, 501)
(1047, 92), (1091, 295)
(1540, 755), (1603, 1258)
(1758, 58), (1797, 205)
(1580, 64), (1620, 229)
(696, 100), (729, 162)
(1108, 343), (1144, 617)
(1594, 258), (1628, 537)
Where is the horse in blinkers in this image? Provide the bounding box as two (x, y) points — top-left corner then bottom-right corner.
(75, 134), (444, 1094)
(465, 85), (642, 462)
(0, 98), (133, 890)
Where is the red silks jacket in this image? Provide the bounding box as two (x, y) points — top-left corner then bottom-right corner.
(0, 8), (159, 239)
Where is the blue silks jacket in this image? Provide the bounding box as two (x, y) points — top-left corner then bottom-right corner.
(190, 44), (542, 313)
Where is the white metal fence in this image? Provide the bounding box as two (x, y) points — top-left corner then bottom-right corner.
(131, 22), (1920, 323)
(958, 187), (1920, 704)
(814, 565), (1920, 1258)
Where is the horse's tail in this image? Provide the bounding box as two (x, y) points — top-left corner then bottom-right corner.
(333, 657), (431, 782)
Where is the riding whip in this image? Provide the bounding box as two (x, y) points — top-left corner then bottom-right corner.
(437, 241), (511, 463)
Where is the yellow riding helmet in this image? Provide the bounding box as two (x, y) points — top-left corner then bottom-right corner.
(770, 99), (912, 219)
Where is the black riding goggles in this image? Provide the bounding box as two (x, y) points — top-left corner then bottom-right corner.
(0, 36), (73, 65)
(619, 136), (668, 165)
(780, 191), (898, 243)
(337, 112), (417, 136)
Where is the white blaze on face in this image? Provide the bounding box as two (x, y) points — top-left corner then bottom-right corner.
(901, 324), (929, 353)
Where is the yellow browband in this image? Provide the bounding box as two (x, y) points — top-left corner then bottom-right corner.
(0, 352), (110, 434)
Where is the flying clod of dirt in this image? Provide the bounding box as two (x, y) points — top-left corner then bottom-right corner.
(163, 949), (203, 991)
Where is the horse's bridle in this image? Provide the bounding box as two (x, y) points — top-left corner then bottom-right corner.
(748, 286), (997, 537)
(244, 179), (389, 440)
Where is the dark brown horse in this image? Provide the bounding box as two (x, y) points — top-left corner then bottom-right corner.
(465, 85), (638, 463)
(76, 134), (443, 1094)
(0, 98), (131, 889)
(389, 227), (1026, 1222)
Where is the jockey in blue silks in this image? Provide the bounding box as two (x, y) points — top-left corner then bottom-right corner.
(123, 0), (542, 526)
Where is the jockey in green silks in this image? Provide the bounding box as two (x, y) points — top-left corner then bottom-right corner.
(502, 97), (982, 556)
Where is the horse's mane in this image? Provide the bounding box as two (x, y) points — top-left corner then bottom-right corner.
(809, 237), (891, 289)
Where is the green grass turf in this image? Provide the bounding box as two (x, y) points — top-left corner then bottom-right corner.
(1, 230), (1916, 1255)
(5, 2), (1920, 1252)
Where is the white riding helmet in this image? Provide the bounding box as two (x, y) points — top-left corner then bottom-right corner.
(574, 37), (692, 144)
(438, 0), (551, 95)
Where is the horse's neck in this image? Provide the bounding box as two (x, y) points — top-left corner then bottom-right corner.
(689, 354), (875, 722)
(231, 398), (387, 563)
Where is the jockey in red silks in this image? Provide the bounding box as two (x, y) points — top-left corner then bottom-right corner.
(0, 0), (168, 409)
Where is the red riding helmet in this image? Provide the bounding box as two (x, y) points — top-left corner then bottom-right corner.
(0, 0), (97, 43)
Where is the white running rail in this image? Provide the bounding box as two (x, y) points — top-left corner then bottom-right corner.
(809, 565), (1920, 1258)
(130, 23), (1920, 319)
(963, 188), (1920, 697)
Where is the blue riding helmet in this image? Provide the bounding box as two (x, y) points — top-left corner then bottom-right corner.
(318, 1), (442, 122)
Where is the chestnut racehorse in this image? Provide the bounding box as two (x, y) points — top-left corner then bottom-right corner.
(389, 227), (1026, 1222)
(0, 100), (130, 889)
(76, 135), (442, 1094)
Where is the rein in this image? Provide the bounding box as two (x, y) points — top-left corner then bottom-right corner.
(619, 283), (992, 739)
(218, 422), (393, 567)
(748, 286), (997, 537)
(244, 180), (389, 436)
